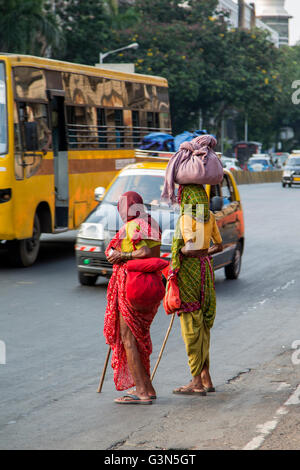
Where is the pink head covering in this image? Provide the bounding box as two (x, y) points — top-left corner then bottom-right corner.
(117, 191), (145, 222)
(161, 134), (218, 204)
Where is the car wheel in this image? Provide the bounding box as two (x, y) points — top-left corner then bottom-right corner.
(225, 242), (242, 280)
(282, 182), (286, 188)
(288, 183), (292, 188)
(78, 272), (98, 286)
(8, 215), (41, 267)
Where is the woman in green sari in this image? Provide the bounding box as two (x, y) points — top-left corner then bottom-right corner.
(170, 184), (223, 395)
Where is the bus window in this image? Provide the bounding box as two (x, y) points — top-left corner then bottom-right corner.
(14, 102), (23, 180)
(132, 111), (140, 146)
(0, 62), (7, 155)
(147, 112), (159, 131)
(66, 105), (97, 149)
(97, 108), (107, 148)
(114, 109), (124, 148)
(18, 102), (52, 154)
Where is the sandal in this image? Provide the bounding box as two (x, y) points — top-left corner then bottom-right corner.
(128, 389), (157, 400)
(203, 386), (215, 393)
(173, 386), (206, 396)
(114, 394), (152, 405)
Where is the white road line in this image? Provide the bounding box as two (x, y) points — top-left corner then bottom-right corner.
(243, 384), (300, 450)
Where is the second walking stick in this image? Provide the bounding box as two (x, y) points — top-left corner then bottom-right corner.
(151, 313), (175, 382)
(97, 346), (111, 393)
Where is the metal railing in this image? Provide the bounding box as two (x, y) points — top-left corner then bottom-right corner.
(66, 124), (172, 149)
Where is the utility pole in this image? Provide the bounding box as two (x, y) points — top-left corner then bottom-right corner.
(244, 116), (248, 142)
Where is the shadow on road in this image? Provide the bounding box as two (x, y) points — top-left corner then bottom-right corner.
(0, 238), (76, 269)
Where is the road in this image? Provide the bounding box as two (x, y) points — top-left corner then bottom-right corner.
(0, 183), (299, 450)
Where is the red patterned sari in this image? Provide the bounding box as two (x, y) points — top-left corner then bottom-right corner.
(103, 209), (161, 391)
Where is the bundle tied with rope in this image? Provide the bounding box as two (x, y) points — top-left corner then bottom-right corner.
(161, 134), (224, 204)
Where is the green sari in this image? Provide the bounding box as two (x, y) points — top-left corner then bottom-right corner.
(170, 184), (217, 376)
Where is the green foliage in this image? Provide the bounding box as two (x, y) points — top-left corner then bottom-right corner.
(113, 0), (281, 140)
(2, 0), (300, 149)
(269, 45), (300, 150)
(0, 0), (63, 56)
(52, 0), (111, 65)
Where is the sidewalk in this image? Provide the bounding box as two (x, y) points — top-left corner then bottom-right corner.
(112, 349), (300, 451)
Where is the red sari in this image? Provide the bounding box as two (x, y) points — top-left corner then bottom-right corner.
(103, 196), (161, 391)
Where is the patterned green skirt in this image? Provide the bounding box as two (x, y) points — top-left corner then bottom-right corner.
(178, 256), (216, 376)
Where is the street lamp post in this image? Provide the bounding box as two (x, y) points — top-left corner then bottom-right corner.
(99, 42), (139, 64)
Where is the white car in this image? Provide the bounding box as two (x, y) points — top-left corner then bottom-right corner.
(247, 155), (274, 172)
(222, 157), (242, 171)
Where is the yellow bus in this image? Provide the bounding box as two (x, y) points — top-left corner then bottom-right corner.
(0, 54), (171, 266)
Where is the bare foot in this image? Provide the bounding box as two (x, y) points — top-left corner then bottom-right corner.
(201, 365), (215, 390)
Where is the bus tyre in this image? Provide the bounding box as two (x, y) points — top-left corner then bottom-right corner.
(225, 242), (242, 280)
(9, 215), (41, 267)
(78, 272), (98, 286)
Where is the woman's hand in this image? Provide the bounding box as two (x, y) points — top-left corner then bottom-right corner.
(107, 249), (123, 264)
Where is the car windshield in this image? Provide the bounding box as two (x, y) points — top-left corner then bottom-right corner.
(272, 154), (288, 163)
(0, 63), (7, 155)
(249, 159), (268, 165)
(104, 171), (167, 206)
(84, 170), (179, 233)
(287, 158), (300, 166)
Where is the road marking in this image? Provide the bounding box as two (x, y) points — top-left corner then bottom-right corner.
(243, 279), (296, 315)
(243, 384), (300, 450)
(276, 382), (291, 391)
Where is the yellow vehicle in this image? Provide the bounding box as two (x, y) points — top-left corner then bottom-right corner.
(76, 161), (245, 286)
(0, 54), (171, 266)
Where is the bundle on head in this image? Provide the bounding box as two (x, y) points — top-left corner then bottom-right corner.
(161, 134), (223, 204)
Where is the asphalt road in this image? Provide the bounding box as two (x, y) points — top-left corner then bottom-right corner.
(0, 183), (299, 450)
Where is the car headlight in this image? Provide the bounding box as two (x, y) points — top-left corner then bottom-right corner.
(283, 170), (292, 177)
(161, 229), (175, 246)
(77, 223), (104, 240)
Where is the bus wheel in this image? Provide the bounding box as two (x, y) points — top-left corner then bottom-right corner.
(225, 242), (242, 280)
(9, 215), (41, 267)
(78, 272), (98, 286)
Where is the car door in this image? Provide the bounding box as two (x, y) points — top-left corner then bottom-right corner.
(210, 174), (241, 269)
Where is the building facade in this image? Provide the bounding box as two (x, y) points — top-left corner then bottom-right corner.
(218, 0), (280, 47)
(253, 0), (291, 46)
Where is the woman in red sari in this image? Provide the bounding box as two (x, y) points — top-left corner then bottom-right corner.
(104, 191), (162, 405)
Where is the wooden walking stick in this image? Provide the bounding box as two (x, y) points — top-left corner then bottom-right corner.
(97, 346), (111, 393)
(151, 313), (175, 382)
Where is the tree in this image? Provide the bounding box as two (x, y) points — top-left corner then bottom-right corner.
(52, 0), (122, 65)
(265, 44), (300, 150)
(0, 0), (62, 56)
(113, 0), (229, 133)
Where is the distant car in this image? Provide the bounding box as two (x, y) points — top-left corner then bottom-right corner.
(222, 157), (242, 171)
(282, 155), (300, 188)
(247, 155), (275, 172)
(75, 163), (245, 285)
(270, 152), (289, 169)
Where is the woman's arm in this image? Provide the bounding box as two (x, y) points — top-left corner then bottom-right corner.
(181, 240), (208, 257)
(181, 240), (223, 257)
(208, 243), (223, 256)
(106, 244), (160, 264)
